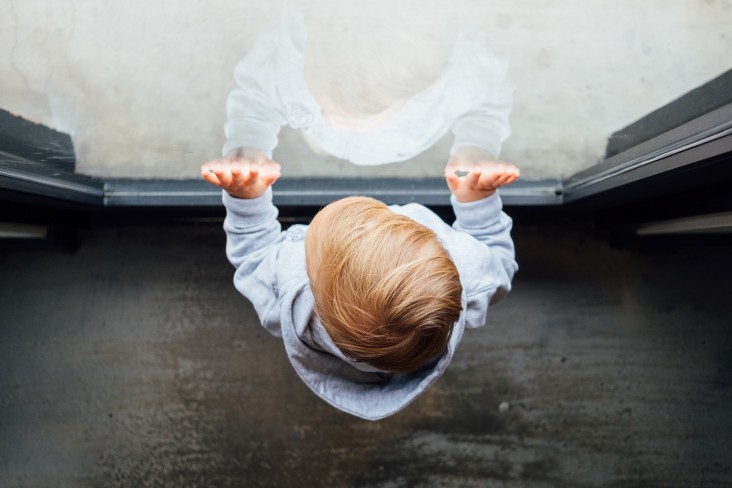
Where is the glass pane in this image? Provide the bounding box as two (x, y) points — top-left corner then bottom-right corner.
(1, 0), (730, 180)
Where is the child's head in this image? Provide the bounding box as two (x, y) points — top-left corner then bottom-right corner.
(305, 196), (463, 372)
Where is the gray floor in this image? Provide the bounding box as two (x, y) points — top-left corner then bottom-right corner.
(1, 220), (731, 487)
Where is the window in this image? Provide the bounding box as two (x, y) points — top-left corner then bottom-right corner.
(1, 2), (730, 211)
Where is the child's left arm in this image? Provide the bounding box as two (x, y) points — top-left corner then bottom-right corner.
(445, 163), (519, 326)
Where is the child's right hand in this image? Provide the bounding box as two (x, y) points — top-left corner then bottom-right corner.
(201, 148), (281, 199)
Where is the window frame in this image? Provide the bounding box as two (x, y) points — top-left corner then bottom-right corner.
(2, 69), (730, 217)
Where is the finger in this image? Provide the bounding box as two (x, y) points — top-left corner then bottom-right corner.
(203, 160), (226, 177)
(235, 165), (257, 187)
(230, 163), (245, 188)
(466, 171), (481, 188)
(504, 174), (519, 185)
(201, 170), (222, 187)
(502, 165), (520, 178)
(498, 174), (514, 186)
(215, 165), (233, 187)
(479, 171), (505, 190)
(444, 171), (460, 193)
(505, 168), (520, 180)
(476, 171), (499, 189)
(493, 173), (513, 188)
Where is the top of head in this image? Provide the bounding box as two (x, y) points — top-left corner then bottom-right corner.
(305, 196), (463, 372)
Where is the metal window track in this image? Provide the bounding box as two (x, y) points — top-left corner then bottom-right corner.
(102, 177), (562, 207)
(562, 103), (732, 203)
(0, 153), (103, 205)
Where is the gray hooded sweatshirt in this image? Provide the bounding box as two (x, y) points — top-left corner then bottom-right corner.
(222, 188), (517, 421)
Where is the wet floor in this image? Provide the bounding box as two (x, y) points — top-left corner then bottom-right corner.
(1, 220), (731, 487)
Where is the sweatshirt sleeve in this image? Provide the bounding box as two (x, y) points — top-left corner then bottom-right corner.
(450, 46), (513, 158)
(450, 191), (518, 328)
(222, 188), (284, 335)
(223, 29), (288, 158)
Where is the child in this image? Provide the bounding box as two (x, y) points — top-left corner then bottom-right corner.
(224, 2), (513, 170)
(200, 159), (519, 420)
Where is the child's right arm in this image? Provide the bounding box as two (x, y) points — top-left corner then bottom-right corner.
(201, 158), (284, 334)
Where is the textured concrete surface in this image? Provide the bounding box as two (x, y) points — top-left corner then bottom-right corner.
(1, 0), (731, 179)
(1, 220), (731, 487)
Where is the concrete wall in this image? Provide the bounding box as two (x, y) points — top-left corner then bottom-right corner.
(1, 0), (731, 178)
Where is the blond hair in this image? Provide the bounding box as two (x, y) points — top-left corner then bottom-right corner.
(305, 197), (463, 372)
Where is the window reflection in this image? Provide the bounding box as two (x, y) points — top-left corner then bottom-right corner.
(225, 2), (512, 178)
(0, 0), (729, 179)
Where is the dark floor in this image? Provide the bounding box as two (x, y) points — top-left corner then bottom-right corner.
(1, 218), (731, 488)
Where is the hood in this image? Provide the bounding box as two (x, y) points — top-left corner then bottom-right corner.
(275, 223), (469, 421)
(279, 280), (467, 421)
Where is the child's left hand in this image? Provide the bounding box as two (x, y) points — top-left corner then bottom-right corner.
(445, 146), (519, 202)
(201, 157), (281, 199)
